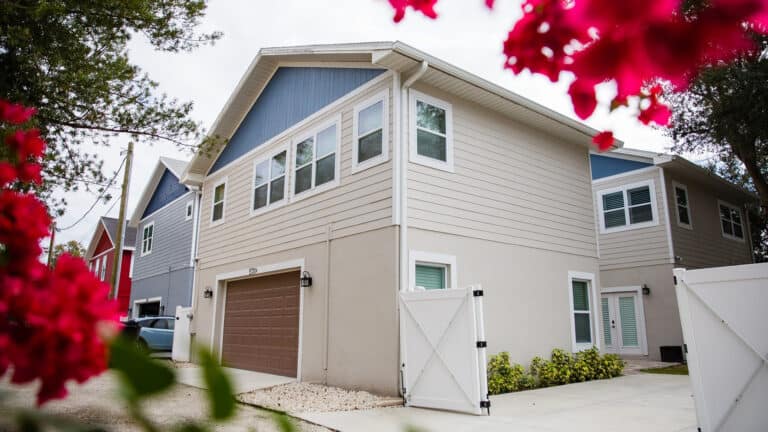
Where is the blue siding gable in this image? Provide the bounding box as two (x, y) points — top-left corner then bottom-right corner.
(209, 67), (385, 173)
(142, 169), (188, 219)
(590, 154), (653, 180)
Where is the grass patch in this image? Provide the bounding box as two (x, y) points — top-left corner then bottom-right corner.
(640, 364), (688, 375)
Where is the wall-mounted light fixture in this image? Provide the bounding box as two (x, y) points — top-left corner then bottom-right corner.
(642, 284), (651, 295)
(203, 286), (213, 298)
(300, 271), (313, 288)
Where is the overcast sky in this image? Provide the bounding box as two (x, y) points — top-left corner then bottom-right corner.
(54, 0), (673, 249)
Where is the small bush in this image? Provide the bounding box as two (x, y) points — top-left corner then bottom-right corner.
(487, 348), (625, 395)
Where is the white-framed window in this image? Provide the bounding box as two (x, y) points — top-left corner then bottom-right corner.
(567, 271), (597, 352)
(718, 200), (745, 241)
(251, 147), (288, 215)
(210, 178), (227, 225)
(673, 182), (692, 229)
(141, 221), (154, 256)
(409, 251), (457, 291)
(352, 90), (389, 173)
(596, 180), (658, 233)
(100, 254), (108, 281)
(185, 200), (194, 221)
(409, 90), (454, 172)
(291, 117), (340, 200)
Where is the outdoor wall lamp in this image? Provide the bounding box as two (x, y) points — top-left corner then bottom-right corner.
(300, 271), (313, 288)
(203, 286), (213, 299)
(642, 284), (651, 295)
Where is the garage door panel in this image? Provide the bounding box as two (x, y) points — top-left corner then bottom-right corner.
(221, 271), (300, 377)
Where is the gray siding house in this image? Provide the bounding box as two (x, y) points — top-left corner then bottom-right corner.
(129, 157), (197, 317)
(590, 148), (755, 361)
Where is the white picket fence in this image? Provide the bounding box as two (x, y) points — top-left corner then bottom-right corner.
(674, 263), (768, 432)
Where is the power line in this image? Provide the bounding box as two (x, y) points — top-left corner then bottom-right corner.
(57, 155), (127, 232)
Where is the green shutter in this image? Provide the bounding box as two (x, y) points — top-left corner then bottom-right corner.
(415, 265), (446, 290)
(619, 296), (639, 347)
(572, 281), (589, 311)
(601, 298), (612, 345)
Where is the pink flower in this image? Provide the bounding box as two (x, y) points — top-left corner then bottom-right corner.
(0, 101), (36, 125)
(593, 131), (614, 151)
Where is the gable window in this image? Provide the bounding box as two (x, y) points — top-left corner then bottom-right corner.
(597, 180), (658, 233)
(410, 91), (454, 172)
(211, 180), (226, 223)
(252, 148), (287, 213)
(100, 255), (108, 281)
(409, 251), (457, 291)
(293, 120), (339, 198)
(352, 91), (389, 172)
(673, 182), (692, 229)
(718, 201), (744, 241)
(185, 200), (193, 221)
(141, 222), (154, 256)
(568, 272), (596, 352)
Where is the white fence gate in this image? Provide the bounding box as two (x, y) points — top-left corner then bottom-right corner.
(172, 306), (192, 362)
(399, 286), (490, 415)
(674, 263), (768, 432)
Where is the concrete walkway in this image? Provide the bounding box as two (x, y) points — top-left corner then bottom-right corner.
(296, 374), (697, 432)
(176, 366), (295, 394)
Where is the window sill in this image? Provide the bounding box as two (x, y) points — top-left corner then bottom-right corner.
(351, 154), (389, 175)
(290, 179), (340, 204)
(721, 233), (745, 243)
(600, 220), (659, 234)
(249, 200), (287, 218)
(410, 154), (454, 173)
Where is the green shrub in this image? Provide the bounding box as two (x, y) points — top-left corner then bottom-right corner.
(487, 352), (524, 394)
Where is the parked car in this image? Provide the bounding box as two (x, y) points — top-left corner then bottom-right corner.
(121, 316), (175, 352)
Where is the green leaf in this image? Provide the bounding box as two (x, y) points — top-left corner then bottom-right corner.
(175, 423), (209, 432)
(197, 348), (235, 420)
(109, 336), (175, 400)
(272, 413), (297, 432)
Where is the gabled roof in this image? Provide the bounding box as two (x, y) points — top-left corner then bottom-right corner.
(182, 41), (620, 185)
(84, 216), (137, 259)
(130, 157), (189, 226)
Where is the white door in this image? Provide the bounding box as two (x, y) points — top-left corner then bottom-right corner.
(601, 292), (644, 355)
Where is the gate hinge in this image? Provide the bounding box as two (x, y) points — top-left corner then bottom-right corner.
(473, 289), (484, 297)
(480, 400), (491, 409)
(476, 341), (487, 348)
(673, 275), (677, 285)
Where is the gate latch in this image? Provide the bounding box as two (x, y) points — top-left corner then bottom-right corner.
(476, 341), (487, 348)
(473, 289), (484, 297)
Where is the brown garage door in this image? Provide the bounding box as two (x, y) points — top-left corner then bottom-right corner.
(221, 271), (300, 377)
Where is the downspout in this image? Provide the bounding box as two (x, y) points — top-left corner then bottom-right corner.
(398, 60), (428, 398)
(322, 224), (332, 384)
(188, 186), (202, 335)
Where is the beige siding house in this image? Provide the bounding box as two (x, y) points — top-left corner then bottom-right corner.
(591, 149), (755, 361)
(181, 42), (608, 396)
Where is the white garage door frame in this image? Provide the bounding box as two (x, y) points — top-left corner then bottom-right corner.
(210, 258), (306, 380)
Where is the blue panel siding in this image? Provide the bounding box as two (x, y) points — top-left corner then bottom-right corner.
(209, 67), (385, 173)
(142, 169), (188, 219)
(130, 268), (194, 315)
(590, 154), (653, 180)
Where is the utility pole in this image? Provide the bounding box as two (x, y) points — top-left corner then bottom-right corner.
(110, 141), (134, 301)
(46, 222), (56, 267)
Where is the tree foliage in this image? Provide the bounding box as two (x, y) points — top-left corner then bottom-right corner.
(51, 240), (85, 265)
(0, 0), (221, 215)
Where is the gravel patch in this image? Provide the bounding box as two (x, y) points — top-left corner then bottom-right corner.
(237, 382), (403, 414)
(163, 360), (199, 369)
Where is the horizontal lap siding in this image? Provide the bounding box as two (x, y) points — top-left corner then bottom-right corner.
(407, 83), (597, 258)
(134, 191), (195, 279)
(665, 174), (752, 268)
(197, 76), (393, 270)
(593, 168), (672, 270)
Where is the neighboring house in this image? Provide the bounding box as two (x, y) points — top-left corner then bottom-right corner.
(180, 42), (610, 396)
(84, 216), (137, 316)
(590, 148), (755, 361)
(128, 157), (197, 318)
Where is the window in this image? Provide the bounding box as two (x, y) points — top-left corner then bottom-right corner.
(352, 91), (389, 172)
(718, 201), (744, 241)
(292, 120), (339, 198)
(673, 182), (692, 229)
(211, 180), (226, 223)
(568, 272), (596, 352)
(597, 180), (658, 233)
(141, 222), (154, 256)
(100, 255), (108, 281)
(410, 91), (453, 172)
(409, 251), (457, 291)
(252, 148), (287, 213)
(185, 200), (193, 221)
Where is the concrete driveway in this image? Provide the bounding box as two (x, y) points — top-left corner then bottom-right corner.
(175, 366), (295, 394)
(296, 374), (697, 432)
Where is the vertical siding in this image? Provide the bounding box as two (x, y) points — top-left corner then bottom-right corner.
(133, 191), (195, 279)
(665, 173), (753, 268)
(407, 83), (598, 258)
(592, 168), (672, 270)
(197, 75), (394, 270)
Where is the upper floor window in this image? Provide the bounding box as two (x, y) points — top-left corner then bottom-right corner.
(141, 222), (154, 256)
(252, 148), (287, 213)
(352, 91), (389, 172)
(410, 91), (454, 172)
(293, 120), (339, 198)
(597, 180), (658, 233)
(100, 254), (108, 281)
(718, 201), (744, 241)
(673, 182), (692, 229)
(211, 180), (226, 224)
(185, 200), (193, 221)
